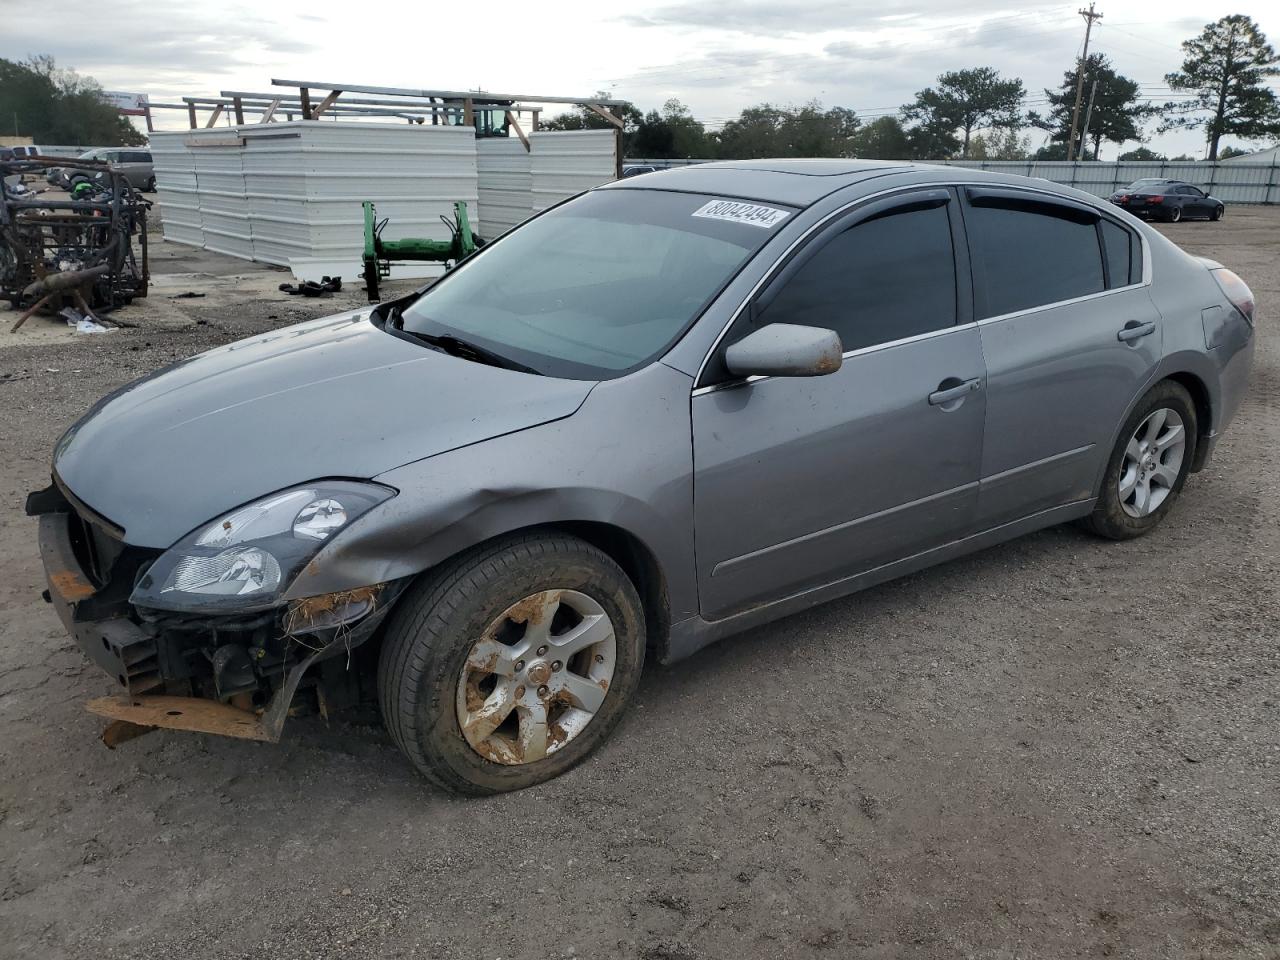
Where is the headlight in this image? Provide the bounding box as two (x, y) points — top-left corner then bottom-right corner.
(130, 481), (395, 613)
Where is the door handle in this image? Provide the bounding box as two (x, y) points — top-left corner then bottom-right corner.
(1117, 320), (1156, 342)
(928, 377), (982, 406)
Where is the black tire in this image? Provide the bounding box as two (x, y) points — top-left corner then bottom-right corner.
(1167, 206), (1182, 223)
(377, 532), (646, 795)
(1211, 205), (1224, 222)
(145, 176), (156, 193)
(1082, 380), (1198, 540)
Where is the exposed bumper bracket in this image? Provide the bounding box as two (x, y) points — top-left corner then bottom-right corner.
(86, 631), (340, 744)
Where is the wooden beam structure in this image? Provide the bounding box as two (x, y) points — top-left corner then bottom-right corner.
(585, 104), (624, 129)
(260, 99), (281, 123)
(203, 104), (224, 128)
(310, 89), (343, 119)
(506, 110), (530, 152)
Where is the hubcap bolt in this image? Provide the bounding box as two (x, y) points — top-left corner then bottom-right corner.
(552, 660), (562, 672)
(536, 645), (548, 656)
(595, 654), (605, 663)
(516, 685), (526, 698)
(537, 685), (549, 697)
(515, 660), (525, 672)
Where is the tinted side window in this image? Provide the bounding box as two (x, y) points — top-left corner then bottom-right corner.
(1100, 219), (1139, 288)
(968, 202), (1104, 317)
(756, 204), (957, 352)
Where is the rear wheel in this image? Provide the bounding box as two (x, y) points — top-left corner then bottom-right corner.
(377, 532), (646, 794)
(1167, 206), (1183, 223)
(1083, 380), (1197, 540)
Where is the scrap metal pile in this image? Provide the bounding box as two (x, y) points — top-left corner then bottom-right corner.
(1, 156), (149, 332)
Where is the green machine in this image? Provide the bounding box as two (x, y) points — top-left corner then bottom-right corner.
(361, 200), (484, 302)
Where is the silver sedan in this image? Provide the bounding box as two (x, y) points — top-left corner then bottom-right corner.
(32, 160), (1255, 793)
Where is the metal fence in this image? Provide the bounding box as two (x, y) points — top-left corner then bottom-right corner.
(625, 158), (1280, 204)
(933, 159), (1280, 204)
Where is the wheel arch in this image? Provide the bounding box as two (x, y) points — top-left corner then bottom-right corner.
(537, 520), (671, 660)
(1093, 367), (1216, 497)
(1163, 370), (1214, 471)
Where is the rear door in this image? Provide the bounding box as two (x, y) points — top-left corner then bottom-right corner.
(963, 187), (1162, 528)
(1184, 185), (1211, 216)
(692, 188), (986, 620)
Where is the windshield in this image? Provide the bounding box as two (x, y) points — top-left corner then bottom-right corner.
(399, 189), (787, 379)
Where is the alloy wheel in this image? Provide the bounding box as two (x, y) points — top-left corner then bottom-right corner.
(456, 589), (617, 765)
(1119, 407), (1186, 518)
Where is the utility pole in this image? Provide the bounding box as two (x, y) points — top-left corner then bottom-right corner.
(1067, 3), (1104, 160)
(1077, 76), (1098, 160)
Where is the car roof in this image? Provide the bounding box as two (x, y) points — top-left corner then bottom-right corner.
(598, 158), (1145, 212)
(599, 159), (917, 207)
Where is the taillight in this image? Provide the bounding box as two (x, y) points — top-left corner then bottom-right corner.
(1147, 195), (1163, 204)
(1211, 267), (1256, 326)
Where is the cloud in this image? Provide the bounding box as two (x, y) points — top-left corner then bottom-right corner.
(0, 1), (317, 79)
(823, 40), (903, 61)
(621, 0), (1048, 36)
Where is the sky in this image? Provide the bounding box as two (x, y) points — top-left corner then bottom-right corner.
(2, 0), (1278, 158)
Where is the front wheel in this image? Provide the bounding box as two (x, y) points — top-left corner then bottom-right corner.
(1082, 380), (1197, 540)
(1211, 205), (1224, 222)
(377, 533), (646, 794)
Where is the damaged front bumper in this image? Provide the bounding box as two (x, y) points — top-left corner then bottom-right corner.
(33, 488), (404, 746)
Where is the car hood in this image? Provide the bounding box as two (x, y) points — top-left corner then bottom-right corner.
(53, 310), (596, 548)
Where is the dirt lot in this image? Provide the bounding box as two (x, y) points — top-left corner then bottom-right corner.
(1, 209), (1277, 960)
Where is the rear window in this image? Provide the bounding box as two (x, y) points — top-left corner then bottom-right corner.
(968, 199), (1104, 317)
(400, 189), (787, 379)
(1100, 219), (1139, 288)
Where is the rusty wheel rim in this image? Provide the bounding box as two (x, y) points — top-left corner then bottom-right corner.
(455, 589), (617, 765)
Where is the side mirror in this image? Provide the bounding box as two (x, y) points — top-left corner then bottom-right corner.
(724, 323), (843, 379)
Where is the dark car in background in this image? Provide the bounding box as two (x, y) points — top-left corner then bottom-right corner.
(1109, 179), (1224, 223)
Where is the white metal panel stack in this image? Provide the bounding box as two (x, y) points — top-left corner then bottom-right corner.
(239, 125), (310, 268)
(149, 131), (203, 247)
(151, 121), (480, 281)
(529, 130), (617, 213)
(148, 123), (624, 277)
(187, 128), (253, 259)
(476, 137), (532, 237)
(278, 122), (478, 281)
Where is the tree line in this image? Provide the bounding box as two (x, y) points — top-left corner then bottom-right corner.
(549, 13), (1280, 162)
(0, 56), (146, 147)
(3, 14), (1277, 160)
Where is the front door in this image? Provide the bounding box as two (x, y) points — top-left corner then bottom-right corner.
(962, 187), (1164, 527)
(692, 189), (987, 621)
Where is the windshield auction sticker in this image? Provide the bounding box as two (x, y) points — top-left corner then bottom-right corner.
(692, 200), (790, 228)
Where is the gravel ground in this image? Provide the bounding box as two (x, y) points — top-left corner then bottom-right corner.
(0, 210), (1277, 960)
